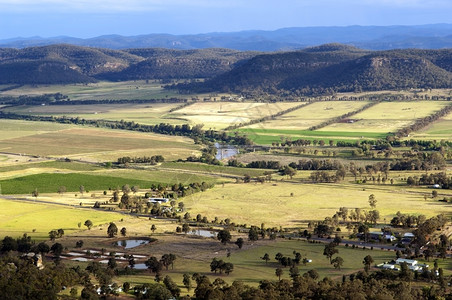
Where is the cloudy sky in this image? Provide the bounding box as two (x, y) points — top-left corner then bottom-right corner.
(0, 0), (451, 38)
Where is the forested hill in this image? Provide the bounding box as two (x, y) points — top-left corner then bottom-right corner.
(176, 45), (452, 95)
(0, 44), (258, 84)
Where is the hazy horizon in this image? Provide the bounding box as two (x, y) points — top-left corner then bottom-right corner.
(1, 0), (451, 39)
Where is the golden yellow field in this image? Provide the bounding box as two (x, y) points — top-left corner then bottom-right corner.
(169, 102), (301, 129)
(183, 179), (451, 227)
(322, 101), (449, 133)
(245, 101), (369, 130)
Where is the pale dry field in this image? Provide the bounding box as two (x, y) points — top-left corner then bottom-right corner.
(245, 101), (369, 130)
(4, 103), (187, 126)
(0, 122), (200, 161)
(322, 101), (449, 133)
(169, 102), (301, 129)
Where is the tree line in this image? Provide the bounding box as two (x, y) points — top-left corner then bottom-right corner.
(0, 112), (254, 146)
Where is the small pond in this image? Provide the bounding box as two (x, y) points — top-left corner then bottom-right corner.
(133, 263), (148, 270)
(215, 142), (239, 160)
(113, 239), (150, 249)
(188, 229), (217, 238)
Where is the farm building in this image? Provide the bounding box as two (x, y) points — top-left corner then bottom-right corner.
(147, 197), (169, 203)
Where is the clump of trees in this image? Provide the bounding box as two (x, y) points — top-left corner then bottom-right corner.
(117, 155), (164, 165)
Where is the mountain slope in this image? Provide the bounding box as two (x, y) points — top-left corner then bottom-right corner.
(0, 44), (258, 84)
(179, 46), (452, 95)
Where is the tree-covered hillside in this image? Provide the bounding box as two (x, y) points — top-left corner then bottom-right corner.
(177, 45), (452, 95)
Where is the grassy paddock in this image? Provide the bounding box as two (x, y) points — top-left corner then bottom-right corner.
(322, 101), (449, 133)
(183, 180), (452, 227)
(0, 123), (199, 161)
(244, 101), (370, 131)
(4, 103), (188, 126)
(0, 173), (157, 194)
(168, 102), (300, 130)
(159, 162), (270, 177)
(0, 198), (124, 239)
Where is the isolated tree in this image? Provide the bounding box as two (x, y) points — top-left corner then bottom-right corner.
(48, 230), (58, 241)
(289, 266), (300, 279)
(182, 223), (190, 234)
(120, 227), (127, 237)
(323, 243), (338, 263)
(32, 188), (39, 199)
(331, 256), (344, 270)
(107, 222), (118, 238)
(363, 255), (374, 272)
(122, 184), (131, 194)
(79, 185), (85, 196)
(151, 224), (157, 234)
(50, 243), (63, 257)
(283, 166), (297, 179)
(58, 186), (67, 195)
(131, 185), (139, 194)
(217, 229), (232, 245)
(235, 238), (244, 249)
(107, 257), (117, 269)
(262, 253), (270, 264)
(368, 194), (377, 209)
(248, 228), (259, 241)
(275, 268), (283, 281)
(84, 219), (93, 230)
(183, 273), (192, 291)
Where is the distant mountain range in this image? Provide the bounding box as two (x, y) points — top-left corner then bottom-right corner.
(2, 24), (452, 51)
(1, 43), (452, 95)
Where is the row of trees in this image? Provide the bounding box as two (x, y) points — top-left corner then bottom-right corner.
(0, 112), (254, 145)
(116, 155), (164, 165)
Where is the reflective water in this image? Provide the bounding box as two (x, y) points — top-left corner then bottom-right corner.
(215, 142), (239, 160)
(113, 239), (150, 249)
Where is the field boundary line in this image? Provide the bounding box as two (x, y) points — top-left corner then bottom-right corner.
(224, 101), (316, 131)
(308, 100), (380, 131)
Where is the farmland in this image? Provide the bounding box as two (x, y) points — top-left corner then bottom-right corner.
(3, 103), (187, 126)
(244, 101), (369, 130)
(321, 101), (450, 133)
(3, 91), (452, 298)
(0, 198), (125, 239)
(0, 120), (200, 161)
(167, 102), (301, 130)
(183, 179), (450, 228)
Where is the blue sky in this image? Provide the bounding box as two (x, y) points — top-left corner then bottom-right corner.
(0, 0), (451, 39)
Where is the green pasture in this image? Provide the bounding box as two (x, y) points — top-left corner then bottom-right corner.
(0, 119), (75, 140)
(183, 180), (452, 227)
(237, 131), (360, 145)
(0, 160), (102, 173)
(158, 162), (271, 177)
(409, 117), (452, 140)
(0, 198), (125, 239)
(236, 128), (386, 144)
(87, 168), (220, 185)
(0, 173), (157, 194)
(119, 239), (395, 290)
